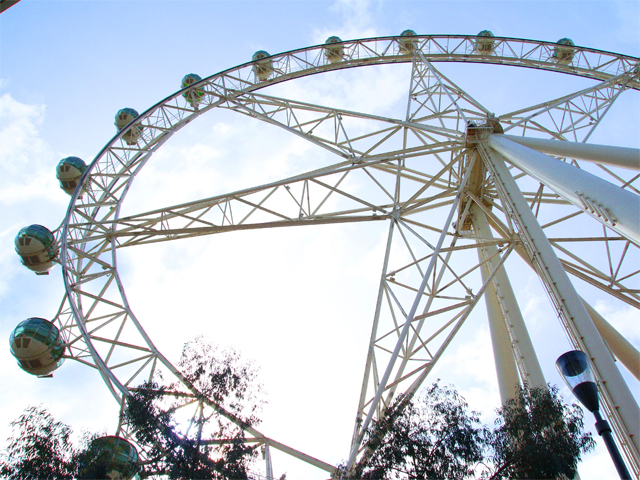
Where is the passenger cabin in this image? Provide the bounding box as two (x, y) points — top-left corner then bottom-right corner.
(553, 38), (575, 64)
(79, 436), (139, 480)
(182, 73), (205, 106)
(252, 50), (273, 82)
(9, 318), (65, 376)
(15, 224), (58, 274)
(115, 108), (143, 145)
(398, 29), (417, 55)
(324, 36), (344, 64)
(476, 30), (495, 54)
(56, 156), (87, 195)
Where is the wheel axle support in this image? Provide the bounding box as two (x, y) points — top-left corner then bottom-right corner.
(480, 144), (640, 474)
(473, 204), (546, 402)
(498, 135), (640, 171)
(488, 135), (640, 246)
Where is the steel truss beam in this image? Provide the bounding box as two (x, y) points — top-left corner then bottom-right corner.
(500, 68), (635, 144)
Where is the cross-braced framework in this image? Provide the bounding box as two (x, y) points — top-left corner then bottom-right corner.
(40, 34), (640, 477)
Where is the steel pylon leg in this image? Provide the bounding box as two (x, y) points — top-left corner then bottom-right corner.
(479, 143), (640, 474)
(473, 203), (546, 403)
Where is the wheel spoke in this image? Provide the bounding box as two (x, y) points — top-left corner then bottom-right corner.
(411, 51), (492, 125)
(348, 149), (518, 464)
(500, 69), (633, 142)
(67, 143), (460, 249)
(221, 89), (463, 160)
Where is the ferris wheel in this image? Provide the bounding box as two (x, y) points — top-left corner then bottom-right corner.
(10, 32), (640, 478)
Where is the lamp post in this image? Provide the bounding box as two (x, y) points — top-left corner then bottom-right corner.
(556, 350), (632, 480)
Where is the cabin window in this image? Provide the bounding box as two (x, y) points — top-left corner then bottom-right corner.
(25, 255), (40, 265)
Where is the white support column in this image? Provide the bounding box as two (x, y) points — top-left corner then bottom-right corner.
(492, 234), (640, 383)
(488, 134), (640, 246)
(473, 204), (546, 403)
(478, 248), (521, 404)
(484, 286), (521, 399)
(263, 441), (274, 480)
(480, 145), (640, 472)
(497, 134), (640, 171)
(583, 301), (640, 382)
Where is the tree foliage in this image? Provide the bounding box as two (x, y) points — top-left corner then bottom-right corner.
(1, 338), (265, 480)
(483, 384), (595, 480)
(123, 381), (257, 479)
(353, 382), (487, 480)
(178, 336), (264, 429)
(3, 348), (595, 480)
(123, 337), (264, 479)
(348, 382), (594, 480)
(0, 405), (78, 480)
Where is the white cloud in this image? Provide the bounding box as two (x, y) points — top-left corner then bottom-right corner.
(0, 94), (67, 296)
(0, 93), (47, 169)
(0, 93), (65, 208)
(312, 0), (380, 44)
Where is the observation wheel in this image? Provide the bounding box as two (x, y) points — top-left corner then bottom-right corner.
(12, 33), (640, 478)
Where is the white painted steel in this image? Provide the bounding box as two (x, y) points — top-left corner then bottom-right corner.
(475, 215), (522, 403)
(480, 145), (640, 469)
(488, 134), (640, 246)
(264, 442), (273, 480)
(43, 34), (639, 476)
(583, 301), (640, 382)
(473, 204), (546, 396)
(498, 134), (640, 171)
(500, 69), (633, 143)
(504, 240), (640, 382)
(346, 155), (479, 471)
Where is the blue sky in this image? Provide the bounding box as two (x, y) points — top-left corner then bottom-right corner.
(1, 1), (639, 479)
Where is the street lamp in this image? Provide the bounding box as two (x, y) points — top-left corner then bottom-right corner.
(556, 350), (632, 480)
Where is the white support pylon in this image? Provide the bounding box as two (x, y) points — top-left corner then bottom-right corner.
(488, 134), (640, 246)
(497, 134), (640, 171)
(489, 232), (640, 384)
(582, 300), (640, 382)
(479, 144), (640, 474)
(477, 241), (521, 404)
(263, 441), (273, 480)
(473, 203), (546, 403)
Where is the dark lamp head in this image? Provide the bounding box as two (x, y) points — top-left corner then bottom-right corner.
(556, 350), (600, 412)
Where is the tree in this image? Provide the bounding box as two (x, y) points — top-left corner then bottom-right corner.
(178, 336), (264, 428)
(484, 384), (595, 480)
(1, 338), (265, 480)
(0, 405), (77, 480)
(347, 382), (594, 480)
(351, 382), (487, 480)
(122, 337), (265, 479)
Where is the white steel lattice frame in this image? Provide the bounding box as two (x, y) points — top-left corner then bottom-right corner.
(48, 35), (640, 476)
